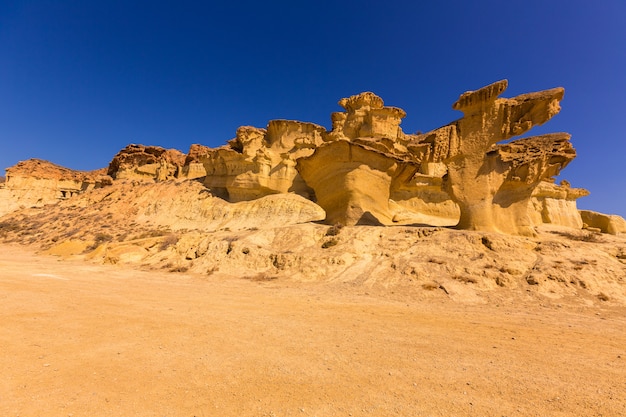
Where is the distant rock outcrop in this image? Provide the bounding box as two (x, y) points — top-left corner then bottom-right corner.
(107, 144), (186, 181)
(0, 159), (109, 217)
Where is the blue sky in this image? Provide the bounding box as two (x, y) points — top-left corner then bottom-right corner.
(1, 1), (625, 216)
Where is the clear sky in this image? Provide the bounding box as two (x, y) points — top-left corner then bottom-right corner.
(1, 0), (625, 216)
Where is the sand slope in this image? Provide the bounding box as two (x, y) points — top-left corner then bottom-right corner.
(1, 179), (625, 304)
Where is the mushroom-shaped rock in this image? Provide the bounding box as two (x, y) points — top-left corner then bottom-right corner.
(296, 140), (419, 226)
(476, 133), (578, 235)
(409, 80), (572, 235)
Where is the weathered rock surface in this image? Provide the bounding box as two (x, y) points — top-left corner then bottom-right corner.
(532, 181), (589, 229)
(25, 179), (325, 234)
(297, 140), (418, 225)
(407, 80), (576, 235)
(326, 91), (410, 144)
(389, 174), (460, 226)
(180, 144), (212, 179)
(580, 210), (626, 235)
(484, 132), (577, 235)
(132, 181), (326, 231)
(0, 159), (108, 217)
(296, 92), (431, 226)
(201, 121), (325, 202)
(107, 144), (186, 181)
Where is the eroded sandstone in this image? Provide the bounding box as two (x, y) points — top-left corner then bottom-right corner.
(3, 80), (621, 236)
(297, 140), (418, 225)
(201, 121), (325, 202)
(405, 80), (581, 235)
(580, 210), (626, 235)
(0, 159), (109, 217)
(107, 144), (186, 181)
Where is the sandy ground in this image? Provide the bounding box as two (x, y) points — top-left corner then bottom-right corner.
(1, 244), (625, 417)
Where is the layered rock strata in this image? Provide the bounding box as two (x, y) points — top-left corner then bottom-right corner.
(180, 144), (212, 179)
(0, 159), (109, 217)
(531, 181), (589, 229)
(580, 210), (626, 235)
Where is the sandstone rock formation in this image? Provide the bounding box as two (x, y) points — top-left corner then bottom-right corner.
(180, 144), (212, 179)
(0, 179), (325, 245)
(107, 144), (186, 181)
(389, 173), (460, 226)
(297, 140), (418, 225)
(296, 91), (432, 226)
(580, 210), (626, 235)
(82, 84), (590, 235)
(292, 85), (587, 233)
(1, 80), (608, 237)
(326, 91), (410, 144)
(406, 80), (579, 236)
(531, 181), (589, 229)
(0, 159), (109, 217)
(200, 121), (325, 202)
(131, 181), (326, 231)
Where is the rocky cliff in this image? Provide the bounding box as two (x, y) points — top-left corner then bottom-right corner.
(0, 159), (109, 217)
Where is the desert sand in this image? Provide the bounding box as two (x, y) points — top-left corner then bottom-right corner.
(1, 243), (625, 417)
